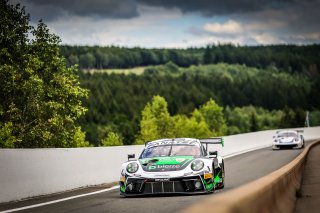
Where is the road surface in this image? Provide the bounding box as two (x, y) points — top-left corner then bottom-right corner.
(0, 142), (311, 213)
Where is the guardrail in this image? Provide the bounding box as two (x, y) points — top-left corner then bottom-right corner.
(183, 139), (320, 213)
(0, 127), (320, 204)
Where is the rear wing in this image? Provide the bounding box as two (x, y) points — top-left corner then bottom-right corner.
(276, 130), (304, 134)
(199, 137), (224, 150)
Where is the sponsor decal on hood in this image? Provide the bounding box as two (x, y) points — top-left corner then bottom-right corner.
(279, 137), (295, 143)
(139, 156), (194, 172)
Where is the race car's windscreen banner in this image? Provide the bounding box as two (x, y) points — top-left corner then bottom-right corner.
(199, 138), (224, 147)
(276, 130), (304, 134)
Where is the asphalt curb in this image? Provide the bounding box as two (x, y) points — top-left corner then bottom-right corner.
(182, 140), (320, 213)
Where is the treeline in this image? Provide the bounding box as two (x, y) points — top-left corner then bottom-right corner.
(78, 63), (320, 145)
(61, 45), (202, 68)
(61, 44), (320, 74)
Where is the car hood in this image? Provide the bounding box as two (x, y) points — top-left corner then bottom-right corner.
(139, 156), (194, 172)
(278, 137), (295, 143)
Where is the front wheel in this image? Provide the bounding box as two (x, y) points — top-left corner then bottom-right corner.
(215, 160), (225, 189)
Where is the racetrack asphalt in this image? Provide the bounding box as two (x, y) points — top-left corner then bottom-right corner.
(0, 141), (312, 213)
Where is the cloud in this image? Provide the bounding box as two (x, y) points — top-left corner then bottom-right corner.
(139, 0), (296, 16)
(203, 20), (243, 35)
(18, 0), (301, 21)
(43, 5), (183, 47)
(188, 18), (294, 45)
(282, 33), (320, 44)
(252, 33), (283, 44)
(18, 0), (139, 21)
(186, 0), (320, 46)
(198, 18), (289, 38)
(11, 0), (320, 47)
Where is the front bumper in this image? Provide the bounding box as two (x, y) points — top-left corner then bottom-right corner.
(272, 141), (303, 149)
(120, 174), (214, 196)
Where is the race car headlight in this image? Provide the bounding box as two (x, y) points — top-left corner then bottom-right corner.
(295, 137), (299, 142)
(191, 160), (204, 171)
(126, 162), (139, 173)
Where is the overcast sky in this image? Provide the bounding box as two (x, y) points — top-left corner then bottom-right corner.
(12, 0), (320, 48)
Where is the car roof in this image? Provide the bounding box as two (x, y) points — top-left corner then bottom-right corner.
(277, 130), (298, 134)
(145, 138), (201, 148)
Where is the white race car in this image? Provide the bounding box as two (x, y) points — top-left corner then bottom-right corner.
(119, 138), (225, 196)
(272, 130), (305, 150)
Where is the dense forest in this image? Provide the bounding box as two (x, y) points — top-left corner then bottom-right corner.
(62, 44), (320, 146)
(77, 62), (320, 146)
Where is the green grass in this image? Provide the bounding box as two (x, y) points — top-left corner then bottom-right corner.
(82, 67), (146, 75)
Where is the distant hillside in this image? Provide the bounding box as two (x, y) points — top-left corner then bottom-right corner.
(78, 63), (320, 145)
(60, 44), (320, 74)
(62, 44), (320, 146)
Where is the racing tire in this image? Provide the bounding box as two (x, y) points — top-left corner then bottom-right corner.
(208, 168), (216, 193)
(215, 160), (225, 189)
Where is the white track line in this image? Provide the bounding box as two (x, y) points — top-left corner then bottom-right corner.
(2, 145), (271, 213)
(0, 186), (120, 213)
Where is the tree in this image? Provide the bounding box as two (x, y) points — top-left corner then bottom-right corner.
(165, 61), (179, 74)
(0, 122), (18, 148)
(79, 52), (96, 69)
(282, 108), (306, 128)
(71, 127), (90, 147)
(136, 96), (173, 144)
(0, 0), (88, 148)
(67, 54), (79, 67)
(249, 112), (259, 132)
(101, 132), (123, 146)
(198, 99), (227, 136)
(203, 45), (213, 64)
(171, 113), (212, 138)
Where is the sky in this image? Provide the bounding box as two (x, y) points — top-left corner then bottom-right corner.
(12, 0), (320, 48)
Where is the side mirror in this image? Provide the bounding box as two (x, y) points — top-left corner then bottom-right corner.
(209, 151), (218, 157)
(128, 154), (135, 161)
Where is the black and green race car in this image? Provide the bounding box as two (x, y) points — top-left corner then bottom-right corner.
(119, 138), (225, 196)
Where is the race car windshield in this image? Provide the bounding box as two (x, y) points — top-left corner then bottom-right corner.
(278, 132), (297, 137)
(140, 145), (202, 158)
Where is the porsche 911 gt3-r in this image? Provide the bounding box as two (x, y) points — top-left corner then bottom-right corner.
(272, 130), (305, 150)
(119, 138), (225, 196)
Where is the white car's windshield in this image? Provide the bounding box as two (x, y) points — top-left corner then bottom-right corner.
(140, 145), (202, 158)
(278, 132), (297, 137)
